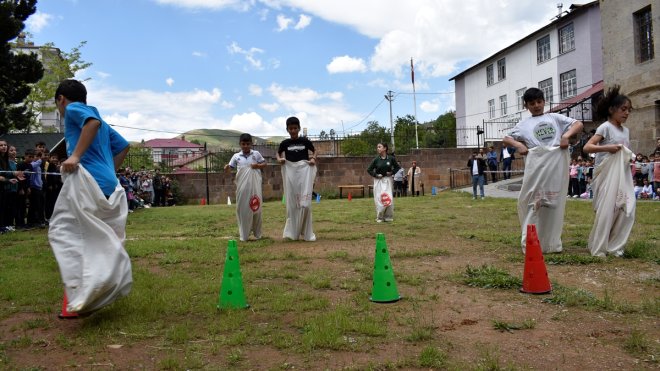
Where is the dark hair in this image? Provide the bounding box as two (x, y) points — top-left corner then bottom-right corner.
(523, 88), (545, 103)
(596, 85), (631, 119)
(285, 116), (300, 129)
(239, 133), (252, 143)
(0, 140), (8, 170)
(55, 79), (87, 104)
(379, 142), (389, 153)
(24, 149), (35, 156)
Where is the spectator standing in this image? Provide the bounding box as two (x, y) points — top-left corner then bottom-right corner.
(407, 160), (422, 196)
(486, 145), (498, 183)
(467, 151), (486, 200)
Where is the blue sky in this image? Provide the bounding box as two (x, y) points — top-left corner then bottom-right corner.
(25, 0), (562, 142)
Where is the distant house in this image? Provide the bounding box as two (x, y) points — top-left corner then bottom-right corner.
(143, 137), (204, 167)
(449, 1), (602, 147)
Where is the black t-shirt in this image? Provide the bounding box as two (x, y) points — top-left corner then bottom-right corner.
(278, 137), (315, 162)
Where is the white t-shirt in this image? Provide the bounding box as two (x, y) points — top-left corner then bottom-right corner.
(229, 150), (265, 169)
(593, 121), (630, 167)
(508, 113), (577, 149)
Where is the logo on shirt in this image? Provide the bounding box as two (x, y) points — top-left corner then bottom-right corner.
(533, 122), (556, 143)
(287, 145), (306, 152)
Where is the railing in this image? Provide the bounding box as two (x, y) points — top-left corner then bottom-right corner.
(449, 157), (525, 189)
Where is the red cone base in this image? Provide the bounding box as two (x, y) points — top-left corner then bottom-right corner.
(58, 292), (79, 319)
(520, 224), (552, 294)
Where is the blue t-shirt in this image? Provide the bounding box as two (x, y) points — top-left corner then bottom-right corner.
(64, 102), (129, 196)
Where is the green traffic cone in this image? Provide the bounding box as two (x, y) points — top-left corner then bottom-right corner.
(369, 233), (401, 303)
(217, 240), (249, 309)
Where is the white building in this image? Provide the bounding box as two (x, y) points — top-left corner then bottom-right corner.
(10, 33), (63, 132)
(450, 2), (602, 147)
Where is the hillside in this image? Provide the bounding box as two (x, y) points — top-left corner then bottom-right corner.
(179, 129), (280, 150)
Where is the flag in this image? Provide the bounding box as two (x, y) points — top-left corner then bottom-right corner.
(410, 58), (415, 85)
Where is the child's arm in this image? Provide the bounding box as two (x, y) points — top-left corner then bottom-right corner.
(560, 120), (584, 149)
(583, 134), (622, 154)
(113, 145), (129, 171)
(61, 119), (101, 173)
(276, 150), (285, 164)
(251, 162), (267, 169)
(503, 136), (528, 155)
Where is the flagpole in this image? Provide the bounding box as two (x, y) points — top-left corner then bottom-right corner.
(411, 57), (419, 149)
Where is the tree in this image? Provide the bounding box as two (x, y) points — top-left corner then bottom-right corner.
(124, 145), (154, 170)
(319, 130), (327, 140)
(329, 129), (336, 140)
(424, 111), (456, 148)
(393, 114), (423, 154)
(340, 121), (388, 156)
(0, 0), (44, 134)
(25, 40), (92, 131)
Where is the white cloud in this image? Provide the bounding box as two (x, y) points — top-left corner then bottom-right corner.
(166, 78), (175, 86)
(248, 84), (263, 96)
(192, 51), (206, 57)
(420, 100), (439, 113)
(327, 55), (367, 74)
(154, 0), (250, 11)
(227, 41), (265, 70)
(26, 12), (53, 33)
(226, 112), (281, 136)
(97, 71), (111, 79)
(294, 14), (311, 29)
(276, 14), (293, 31)
(260, 102), (279, 112)
(273, 0), (556, 78)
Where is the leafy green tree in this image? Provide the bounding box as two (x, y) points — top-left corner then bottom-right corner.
(341, 121), (388, 156)
(424, 111), (456, 148)
(125, 145), (154, 170)
(0, 0), (44, 134)
(25, 40), (92, 131)
(393, 114), (422, 154)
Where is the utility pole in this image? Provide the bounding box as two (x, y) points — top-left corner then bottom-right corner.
(384, 90), (395, 153)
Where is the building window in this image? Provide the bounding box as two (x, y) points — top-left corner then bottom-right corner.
(634, 6), (654, 63)
(499, 95), (508, 116)
(486, 64), (494, 86)
(560, 69), (577, 100)
(516, 87), (526, 111)
(497, 58), (506, 81)
(559, 23), (575, 54)
(488, 99), (495, 119)
(538, 78), (553, 102)
(537, 35), (551, 63)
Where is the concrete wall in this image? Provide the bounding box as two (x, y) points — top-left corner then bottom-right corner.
(600, 0), (660, 155)
(169, 147), (524, 204)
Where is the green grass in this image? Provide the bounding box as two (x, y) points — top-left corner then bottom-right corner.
(0, 191), (657, 369)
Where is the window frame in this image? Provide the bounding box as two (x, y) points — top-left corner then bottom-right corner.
(634, 6), (654, 63)
(560, 69), (577, 100)
(486, 64), (494, 86)
(497, 58), (506, 81)
(558, 23), (575, 54)
(536, 35), (551, 63)
(499, 95), (508, 116)
(488, 99), (496, 119)
(538, 78), (553, 103)
(516, 87), (526, 111)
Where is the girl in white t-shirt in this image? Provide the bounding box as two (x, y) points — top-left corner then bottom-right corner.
(583, 85), (635, 257)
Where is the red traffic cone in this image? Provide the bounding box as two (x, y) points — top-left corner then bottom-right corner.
(58, 292), (79, 319)
(348, 192), (352, 201)
(520, 224), (552, 294)
(201, 197), (206, 205)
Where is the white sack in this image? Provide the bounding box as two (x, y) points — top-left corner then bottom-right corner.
(235, 166), (263, 241)
(588, 147), (635, 257)
(48, 165), (132, 314)
(281, 160), (317, 241)
(373, 177), (394, 220)
(517, 146), (569, 254)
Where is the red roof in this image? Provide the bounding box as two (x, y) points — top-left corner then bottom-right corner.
(170, 153), (207, 167)
(173, 166), (196, 173)
(144, 138), (203, 149)
(549, 80), (604, 113)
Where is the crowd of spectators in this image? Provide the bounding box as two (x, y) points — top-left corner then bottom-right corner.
(0, 140), (177, 234)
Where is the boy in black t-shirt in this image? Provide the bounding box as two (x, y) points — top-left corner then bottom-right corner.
(277, 117), (316, 164)
(277, 117), (317, 241)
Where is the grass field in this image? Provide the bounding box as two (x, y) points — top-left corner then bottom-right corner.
(0, 191), (658, 370)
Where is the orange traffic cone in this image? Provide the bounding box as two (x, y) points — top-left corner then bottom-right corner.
(348, 192), (352, 201)
(58, 292), (79, 319)
(201, 197), (206, 205)
(520, 224), (552, 294)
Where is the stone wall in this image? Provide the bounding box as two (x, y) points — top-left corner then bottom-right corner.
(169, 147), (524, 204)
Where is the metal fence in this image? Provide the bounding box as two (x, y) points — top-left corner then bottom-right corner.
(449, 157), (525, 189)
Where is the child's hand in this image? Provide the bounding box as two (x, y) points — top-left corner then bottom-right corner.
(559, 135), (570, 149)
(60, 156), (80, 173)
(517, 144), (529, 155)
(223, 164), (231, 172)
(607, 144), (623, 154)
(278, 158), (285, 164)
(308, 158), (316, 166)
(9, 178), (18, 184)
